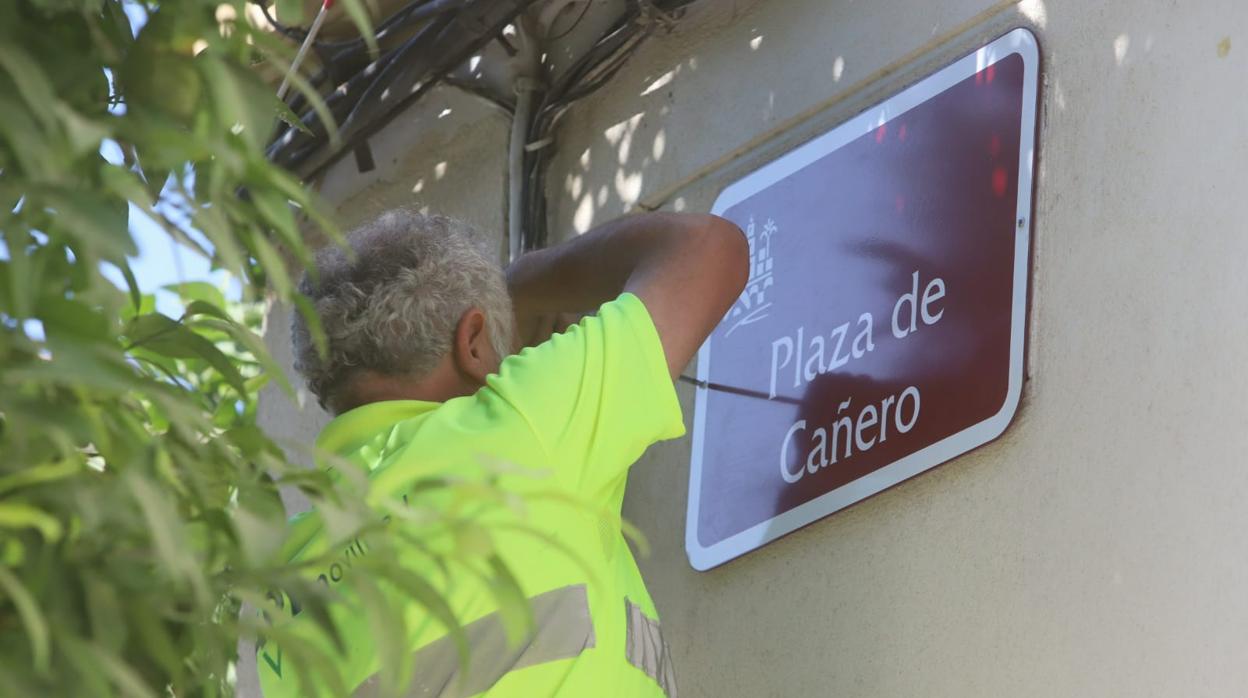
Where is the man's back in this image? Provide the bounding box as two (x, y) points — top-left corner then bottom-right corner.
(264, 209), (746, 696)
(260, 294), (683, 697)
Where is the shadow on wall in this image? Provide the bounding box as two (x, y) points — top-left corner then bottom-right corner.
(554, 8), (813, 238)
(533, 0), (1234, 245)
(317, 80), (514, 261)
(316, 0), (1243, 259)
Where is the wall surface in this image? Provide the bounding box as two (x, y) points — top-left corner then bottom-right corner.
(255, 0), (1248, 695)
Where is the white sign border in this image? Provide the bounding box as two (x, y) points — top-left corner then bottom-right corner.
(687, 27), (1039, 571)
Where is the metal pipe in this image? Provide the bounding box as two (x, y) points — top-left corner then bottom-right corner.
(507, 16), (542, 262)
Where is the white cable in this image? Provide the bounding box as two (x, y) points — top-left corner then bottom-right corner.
(277, 0), (333, 101)
(507, 16), (542, 262)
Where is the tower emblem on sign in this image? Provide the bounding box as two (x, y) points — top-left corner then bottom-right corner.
(726, 215), (778, 336)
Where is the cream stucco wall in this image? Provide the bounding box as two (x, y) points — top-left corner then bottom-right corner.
(256, 0), (1248, 695)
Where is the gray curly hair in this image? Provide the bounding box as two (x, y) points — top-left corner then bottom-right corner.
(291, 209), (514, 410)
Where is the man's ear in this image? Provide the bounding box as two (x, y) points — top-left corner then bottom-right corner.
(452, 307), (499, 385)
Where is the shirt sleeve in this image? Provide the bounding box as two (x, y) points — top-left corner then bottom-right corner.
(484, 292), (686, 497)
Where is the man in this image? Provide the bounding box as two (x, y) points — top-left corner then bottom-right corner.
(261, 209), (747, 697)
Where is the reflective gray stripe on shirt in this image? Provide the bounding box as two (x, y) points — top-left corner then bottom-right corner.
(625, 600), (677, 697)
(353, 584), (595, 698)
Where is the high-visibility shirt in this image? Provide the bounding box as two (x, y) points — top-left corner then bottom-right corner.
(258, 292), (684, 697)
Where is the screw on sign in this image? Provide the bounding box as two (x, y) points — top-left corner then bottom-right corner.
(686, 28), (1039, 570)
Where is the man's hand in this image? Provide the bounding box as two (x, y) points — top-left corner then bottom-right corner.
(506, 212), (749, 380)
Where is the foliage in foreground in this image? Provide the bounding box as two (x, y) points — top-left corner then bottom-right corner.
(0, 1), (538, 695)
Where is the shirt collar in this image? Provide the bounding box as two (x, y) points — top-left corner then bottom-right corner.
(316, 399), (441, 459)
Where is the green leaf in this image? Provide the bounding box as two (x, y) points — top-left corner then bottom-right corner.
(274, 56), (340, 149)
(244, 22), (343, 153)
(200, 56), (278, 152)
(231, 506), (287, 568)
(0, 6), (598, 696)
(59, 629), (113, 698)
(125, 473), (201, 597)
(38, 296), (111, 341)
(337, 0), (380, 60)
(453, 523), (494, 558)
(0, 502), (64, 542)
(129, 602), (185, 687)
(0, 2), (15, 42)
(252, 623), (351, 698)
(0, 92), (58, 179)
(267, 166), (341, 245)
(120, 292), (157, 322)
(287, 580), (346, 655)
(5, 339), (144, 396)
(0, 459), (80, 497)
(0, 540), (23, 570)
(275, 0), (305, 27)
(275, 98), (313, 135)
(252, 189), (299, 250)
(193, 315), (296, 397)
(83, 572), (127, 655)
(486, 554), (534, 647)
(123, 312), (181, 345)
(251, 232), (293, 298)
(118, 261), (143, 313)
(2, 231), (41, 318)
(125, 313), (248, 395)
(99, 0), (136, 60)
(354, 573), (408, 695)
(63, 635), (159, 698)
(0, 43), (59, 131)
(293, 292), (328, 360)
(54, 102), (109, 156)
(0, 566), (50, 673)
(193, 205), (248, 277)
(183, 299), (233, 323)
(224, 423), (277, 459)
(370, 562), (470, 676)
(167, 281), (226, 310)
(283, 64), (341, 149)
(99, 161), (156, 211)
(32, 186), (135, 263)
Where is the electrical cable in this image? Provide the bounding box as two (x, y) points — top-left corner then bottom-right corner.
(257, 0), (309, 41)
(316, 0), (454, 51)
(265, 0), (695, 192)
(519, 1), (684, 252)
(269, 1), (526, 175)
(544, 0), (592, 41)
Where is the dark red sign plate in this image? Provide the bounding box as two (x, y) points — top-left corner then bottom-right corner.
(687, 29), (1039, 570)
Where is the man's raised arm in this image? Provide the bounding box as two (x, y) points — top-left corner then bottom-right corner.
(506, 212), (750, 380)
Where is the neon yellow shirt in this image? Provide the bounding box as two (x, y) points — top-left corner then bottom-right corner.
(258, 292), (684, 697)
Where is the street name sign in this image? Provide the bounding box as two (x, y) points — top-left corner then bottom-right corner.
(686, 28), (1040, 570)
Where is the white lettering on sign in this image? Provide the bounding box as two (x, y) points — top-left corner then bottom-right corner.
(891, 271), (947, 339)
(768, 313), (876, 400)
(766, 269), (943, 483)
(779, 386), (922, 484)
(768, 270), (945, 400)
